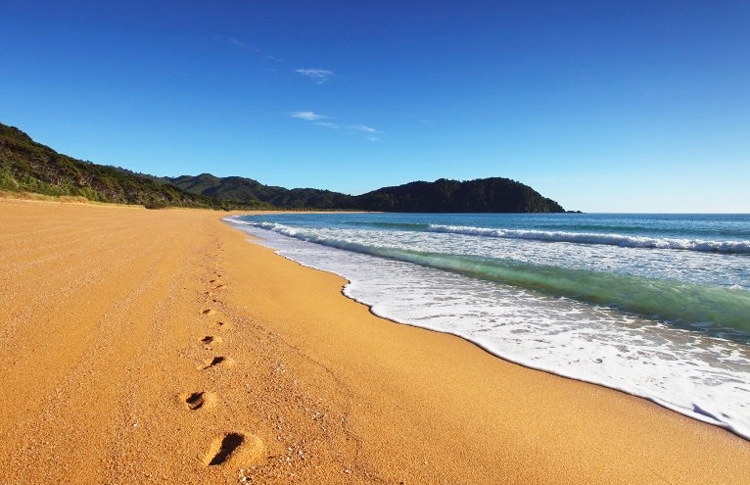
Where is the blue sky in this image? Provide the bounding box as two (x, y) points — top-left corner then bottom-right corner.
(1, 0), (748, 212)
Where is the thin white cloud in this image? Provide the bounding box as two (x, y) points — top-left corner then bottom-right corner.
(349, 124), (380, 134)
(315, 121), (341, 129)
(290, 111), (326, 121)
(289, 112), (382, 140)
(226, 37), (258, 52)
(296, 68), (334, 84)
(225, 37), (282, 61)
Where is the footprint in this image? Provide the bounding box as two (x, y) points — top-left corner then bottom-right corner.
(198, 356), (233, 370)
(202, 432), (263, 467)
(210, 320), (231, 330)
(200, 336), (223, 345)
(180, 391), (216, 411)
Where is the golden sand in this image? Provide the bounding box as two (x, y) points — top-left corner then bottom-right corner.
(1, 198), (748, 484)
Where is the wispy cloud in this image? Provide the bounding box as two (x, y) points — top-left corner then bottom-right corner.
(289, 111), (382, 140)
(348, 124), (380, 134)
(226, 37), (258, 52)
(348, 124), (383, 141)
(296, 68), (334, 84)
(315, 121), (341, 129)
(290, 111), (327, 121)
(225, 37), (282, 61)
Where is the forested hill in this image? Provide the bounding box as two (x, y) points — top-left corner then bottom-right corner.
(170, 174), (566, 213)
(0, 122), (263, 209)
(356, 178), (565, 213)
(164, 174), (356, 210)
(1, 121), (566, 212)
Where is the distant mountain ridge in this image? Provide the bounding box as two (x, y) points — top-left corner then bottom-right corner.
(1, 121), (566, 212)
(163, 173), (356, 210)
(356, 177), (564, 213)
(166, 174), (566, 213)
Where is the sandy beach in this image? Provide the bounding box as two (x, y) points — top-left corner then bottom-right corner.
(1, 198), (749, 485)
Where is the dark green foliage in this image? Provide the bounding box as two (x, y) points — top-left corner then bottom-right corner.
(164, 174), (357, 209)
(0, 122), (267, 210)
(1, 120), (566, 212)
(356, 178), (565, 213)
(169, 175), (566, 213)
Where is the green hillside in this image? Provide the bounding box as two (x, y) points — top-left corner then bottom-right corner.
(1, 121), (566, 213)
(0, 122), (265, 209)
(169, 174), (566, 213)
(357, 178), (565, 213)
(165, 174), (356, 209)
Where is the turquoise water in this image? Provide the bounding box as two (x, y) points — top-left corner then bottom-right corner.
(227, 213), (750, 439)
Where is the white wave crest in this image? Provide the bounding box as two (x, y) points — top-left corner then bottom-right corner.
(426, 224), (750, 254)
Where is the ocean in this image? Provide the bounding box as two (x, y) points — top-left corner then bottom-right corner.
(225, 213), (750, 439)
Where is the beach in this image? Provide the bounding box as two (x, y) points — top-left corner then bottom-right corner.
(1, 198), (749, 484)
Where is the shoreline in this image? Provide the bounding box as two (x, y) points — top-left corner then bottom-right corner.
(2, 199), (749, 484)
(227, 217), (750, 441)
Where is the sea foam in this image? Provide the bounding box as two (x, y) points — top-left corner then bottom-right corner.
(425, 224), (750, 254)
(226, 218), (750, 441)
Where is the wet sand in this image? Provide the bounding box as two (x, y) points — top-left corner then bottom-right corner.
(1, 198), (748, 484)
